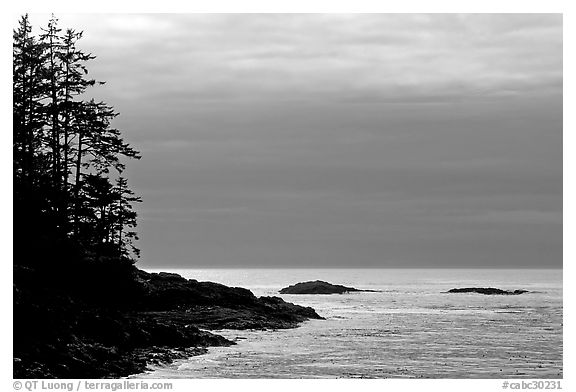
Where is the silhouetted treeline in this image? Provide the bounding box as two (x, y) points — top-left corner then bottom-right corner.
(13, 14), (141, 266)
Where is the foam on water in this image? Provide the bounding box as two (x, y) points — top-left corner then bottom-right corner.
(134, 268), (562, 378)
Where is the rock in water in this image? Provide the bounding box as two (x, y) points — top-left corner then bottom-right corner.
(447, 287), (529, 295)
(279, 280), (378, 294)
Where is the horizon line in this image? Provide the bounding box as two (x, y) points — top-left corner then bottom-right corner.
(139, 265), (563, 270)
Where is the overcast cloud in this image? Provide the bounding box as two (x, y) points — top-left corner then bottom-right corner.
(29, 14), (562, 268)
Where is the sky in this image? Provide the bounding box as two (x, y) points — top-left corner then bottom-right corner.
(27, 13), (563, 268)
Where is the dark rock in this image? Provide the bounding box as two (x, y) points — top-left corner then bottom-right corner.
(447, 287), (529, 295)
(279, 280), (378, 294)
(14, 265), (324, 379)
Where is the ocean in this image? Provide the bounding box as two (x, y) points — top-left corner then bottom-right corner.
(134, 268), (562, 379)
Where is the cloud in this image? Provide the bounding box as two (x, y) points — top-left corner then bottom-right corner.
(43, 14), (561, 105)
(26, 14), (562, 267)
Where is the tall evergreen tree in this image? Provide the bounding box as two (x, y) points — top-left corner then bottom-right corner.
(111, 177), (141, 259)
(58, 28), (98, 233)
(13, 15), (47, 201)
(13, 14), (142, 263)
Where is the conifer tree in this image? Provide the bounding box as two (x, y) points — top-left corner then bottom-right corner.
(13, 14), (142, 262)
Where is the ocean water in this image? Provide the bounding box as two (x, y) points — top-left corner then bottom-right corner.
(135, 268), (562, 379)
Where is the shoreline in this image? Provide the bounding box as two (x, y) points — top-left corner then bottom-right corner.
(14, 265), (323, 378)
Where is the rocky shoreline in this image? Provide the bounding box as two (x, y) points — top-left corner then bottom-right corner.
(15, 262), (535, 378)
(13, 264), (323, 378)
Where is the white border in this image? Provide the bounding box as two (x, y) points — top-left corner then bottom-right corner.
(2, 2), (571, 391)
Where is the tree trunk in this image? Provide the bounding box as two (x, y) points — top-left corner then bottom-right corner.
(74, 132), (82, 237)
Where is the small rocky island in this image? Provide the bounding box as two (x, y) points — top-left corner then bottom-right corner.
(447, 287), (529, 295)
(279, 280), (379, 294)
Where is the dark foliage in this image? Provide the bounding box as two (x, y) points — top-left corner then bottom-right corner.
(13, 15), (323, 379)
(13, 14), (141, 265)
